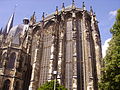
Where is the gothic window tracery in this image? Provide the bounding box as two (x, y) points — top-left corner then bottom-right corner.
(6, 52), (16, 69)
(0, 60), (2, 68)
(0, 52), (7, 68)
(0, 51), (3, 68)
(2, 79), (11, 90)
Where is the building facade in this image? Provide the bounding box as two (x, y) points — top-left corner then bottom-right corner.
(0, 2), (102, 90)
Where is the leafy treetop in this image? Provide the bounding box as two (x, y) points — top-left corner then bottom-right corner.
(99, 9), (120, 90)
(38, 80), (67, 90)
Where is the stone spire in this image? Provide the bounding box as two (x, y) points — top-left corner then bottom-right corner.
(30, 12), (36, 25)
(3, 12), (15, 35)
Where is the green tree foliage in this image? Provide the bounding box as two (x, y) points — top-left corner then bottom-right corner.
(99, 9), (120, 90)
(38, 80), (67, 90)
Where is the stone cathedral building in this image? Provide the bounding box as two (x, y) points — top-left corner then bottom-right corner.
(0, 1), (102, 90)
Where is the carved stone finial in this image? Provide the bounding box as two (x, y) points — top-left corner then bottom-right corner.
(42, 12), (45, 21)
(55, 6), (58, 15)
(93, 12), (97, 21)
(82, 2), (85, 7)
(33, 11), (35, 15)
(72, 0), (75, 5)
(90, 6), (93, 13)
(82, 2), (86, 10)
(62, 3), (65, 12)
(61, 3), (65, 21)
(72, 0), (75, 10)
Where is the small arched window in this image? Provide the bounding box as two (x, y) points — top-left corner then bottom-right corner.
(6, 52), (16, 69)
(2, 79), (11, 90)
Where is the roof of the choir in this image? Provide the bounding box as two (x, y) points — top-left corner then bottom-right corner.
(44, 5), (83, 21)
(34, 4), (90, 26)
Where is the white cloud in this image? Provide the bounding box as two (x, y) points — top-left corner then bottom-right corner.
(109, 10), (117, 16)
(102, 38), (111, 57)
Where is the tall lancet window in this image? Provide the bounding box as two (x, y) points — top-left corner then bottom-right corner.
(0, 52), (7, 68)
(0, 59), (2, 68)
(7, 52), (16, 69)
(2, 79), (11, 90)
(65, 20), (73, 89)
(0, 52), (3, 68)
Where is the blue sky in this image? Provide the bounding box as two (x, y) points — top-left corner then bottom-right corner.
(0, 0), (120, 45)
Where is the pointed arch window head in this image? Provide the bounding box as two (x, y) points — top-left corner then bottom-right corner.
(3, 52), (7, 59)
(6, 52), (16, 69)
(0, 52), (7, 68)
(2, 79), (11, 90)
